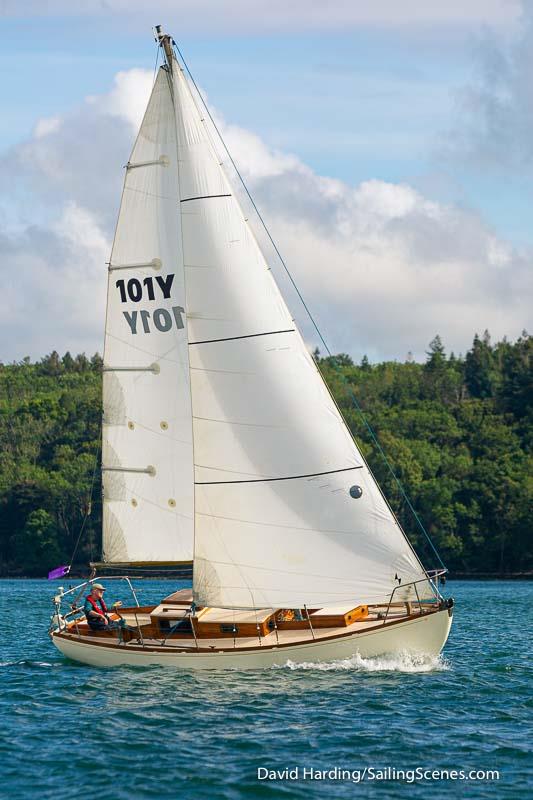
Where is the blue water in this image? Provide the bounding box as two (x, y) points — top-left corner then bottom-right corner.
(1, 579), (531, 799)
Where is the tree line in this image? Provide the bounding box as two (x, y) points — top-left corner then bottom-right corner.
(0, 333), (530, 577)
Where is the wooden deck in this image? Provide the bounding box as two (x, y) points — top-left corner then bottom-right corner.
(63, 601), (439, 652)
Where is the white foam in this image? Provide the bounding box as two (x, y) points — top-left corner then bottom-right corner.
(277, 651), (450, 673)
(0, 660), (56, 668)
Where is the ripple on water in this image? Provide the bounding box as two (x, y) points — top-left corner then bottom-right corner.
(1, 578), (531, 800)
(0, 659), (59, 668)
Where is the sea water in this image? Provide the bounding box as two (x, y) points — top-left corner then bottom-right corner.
(1, 579), (531, 799)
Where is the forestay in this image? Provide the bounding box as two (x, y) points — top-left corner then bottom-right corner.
(171, 63), (433, 607)
(102, 68), (194, 564)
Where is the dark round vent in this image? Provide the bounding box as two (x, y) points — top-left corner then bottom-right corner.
(349, 485), (363, 499)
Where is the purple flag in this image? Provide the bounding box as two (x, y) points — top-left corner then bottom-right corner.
(48, 565), (70, 580)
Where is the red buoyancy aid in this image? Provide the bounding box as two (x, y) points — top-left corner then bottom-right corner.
(86, 594), (108, 617)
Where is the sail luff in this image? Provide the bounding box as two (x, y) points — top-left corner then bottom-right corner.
(165, 56), (200, 578)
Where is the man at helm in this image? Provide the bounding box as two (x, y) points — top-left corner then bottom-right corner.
(84, 583), (123, 632)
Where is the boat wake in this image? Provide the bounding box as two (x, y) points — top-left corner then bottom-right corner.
(0, 659), (58, 669)
(278, 651), (450, 673)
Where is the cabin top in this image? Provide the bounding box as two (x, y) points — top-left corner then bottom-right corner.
(161, 589), (194, 605)
(198, 608), (274, 624)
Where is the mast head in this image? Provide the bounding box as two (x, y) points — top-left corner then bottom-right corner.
(154, 24), (174, 73)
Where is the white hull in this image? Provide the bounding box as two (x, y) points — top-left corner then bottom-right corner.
(52, 607), (452, 670)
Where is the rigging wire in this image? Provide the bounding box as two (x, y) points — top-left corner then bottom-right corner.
(171, 40), (446, 571)
(152, 40), (161, 84)
(67, 443), (101, 571)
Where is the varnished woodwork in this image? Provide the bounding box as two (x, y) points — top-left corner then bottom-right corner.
(55, 603), (444, 654)
(276, 605), (369, 630)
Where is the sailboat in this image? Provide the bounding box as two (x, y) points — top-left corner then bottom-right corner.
(50, 27), (453, 669)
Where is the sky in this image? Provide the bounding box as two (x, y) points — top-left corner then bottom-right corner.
(0, 0), (531, 362)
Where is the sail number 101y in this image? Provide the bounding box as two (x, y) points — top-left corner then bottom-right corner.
(116, 274), (185, 335)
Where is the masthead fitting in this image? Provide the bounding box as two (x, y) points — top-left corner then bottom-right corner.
(154, 24), (174, 73)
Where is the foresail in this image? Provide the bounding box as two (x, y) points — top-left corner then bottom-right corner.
(102, 68), (193, 565)
(172, 63), (432, 607)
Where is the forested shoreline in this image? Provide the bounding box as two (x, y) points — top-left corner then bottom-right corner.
(0, 333), (531, 578)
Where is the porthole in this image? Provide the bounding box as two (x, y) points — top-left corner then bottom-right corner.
(349, 485), (363, 499)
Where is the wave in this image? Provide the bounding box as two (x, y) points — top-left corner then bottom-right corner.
(0, 659), (58, 668)
(278, 651), (450, 673)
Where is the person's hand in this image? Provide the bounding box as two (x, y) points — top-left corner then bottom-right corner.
(112, 601), (123, 608)
(103, 617), (109, 626)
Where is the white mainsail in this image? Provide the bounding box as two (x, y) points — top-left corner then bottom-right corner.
(101, 68), (194, 565)
(166, 60), (433, 608)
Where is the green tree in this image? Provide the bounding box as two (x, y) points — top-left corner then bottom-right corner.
(0, 336), (531, 576)
(499, 331), (532, 420)
(465, 331), (495, 398)
(12, 509), (63, 575)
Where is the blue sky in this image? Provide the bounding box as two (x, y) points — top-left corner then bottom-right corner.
(0, 1), (531, 361)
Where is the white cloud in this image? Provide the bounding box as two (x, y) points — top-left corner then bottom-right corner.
(218, 120), (304, 181)
(3, 70), (153, 231)
(205, 92), (531, 359)
(87, 69), (153, 131)
(53, 201), (109, 256)
(443, 4), (533, 170)
(0, 66), (530, 363)
(0, 204), (108, 359)
(247, 174), (531, 360)
(34, 116), (62, 138)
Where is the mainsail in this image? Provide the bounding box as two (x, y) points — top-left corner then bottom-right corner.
(101, 69), (194, 565)
(165, 58), (433, 608)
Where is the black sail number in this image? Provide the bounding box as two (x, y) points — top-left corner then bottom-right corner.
(123, 307), (184, 335)
(115, 274), (174, 303)
(115, 274), (184, 334)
